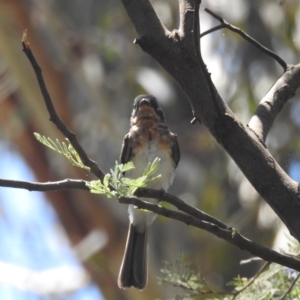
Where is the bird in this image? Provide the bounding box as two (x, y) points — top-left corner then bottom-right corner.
(118, 94), (180, 290)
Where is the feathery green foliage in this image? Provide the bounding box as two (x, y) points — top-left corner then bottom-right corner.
(158, 253), (229, 299)
(160, 240), (300, 300)
(34, 133), (90, 170)
(86, 157), (162, 198)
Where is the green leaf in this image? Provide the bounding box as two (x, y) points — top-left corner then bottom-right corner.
(86, 158), (162, 199)
(121, 161), (135, 172)
(103, 174), (111, 187)
(34, 133), (90, 170)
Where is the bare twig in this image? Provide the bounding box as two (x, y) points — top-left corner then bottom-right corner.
(204, 8), (287, 71)
(21, 30), (105, 181)
(200, 24), (225, 38)
(279, 272), (300, 300)
(232, 262), (271, 300)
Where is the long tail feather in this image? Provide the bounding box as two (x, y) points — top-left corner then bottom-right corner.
(118, 223), (148, 290)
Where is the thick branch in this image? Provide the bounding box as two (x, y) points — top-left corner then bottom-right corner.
(120, 0), (300, 241)
(249, 64), (300, 141)
(22, 30), (105, 181)
(121, 0), (167, 39)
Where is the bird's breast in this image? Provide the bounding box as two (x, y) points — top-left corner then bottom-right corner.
(128, 128), (175, 191)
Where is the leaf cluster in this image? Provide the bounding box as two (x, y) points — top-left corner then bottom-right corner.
(34, 133), (90, 170)
(228, 264), (300, 300)
(160, 241), (300, 300)
(86, 158), (162, 198)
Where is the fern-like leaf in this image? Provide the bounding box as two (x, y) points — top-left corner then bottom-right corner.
(34, 133), (90, 170)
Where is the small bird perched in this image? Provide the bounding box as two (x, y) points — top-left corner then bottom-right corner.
(118, 95), (180, 290)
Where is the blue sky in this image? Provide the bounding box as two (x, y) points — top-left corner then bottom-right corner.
(0, 142), (103, 300)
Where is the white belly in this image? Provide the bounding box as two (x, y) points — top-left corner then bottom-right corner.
(127, 140), (175, 190)
(126, 140), (175, 231)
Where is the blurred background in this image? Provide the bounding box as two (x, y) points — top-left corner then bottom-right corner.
(0, 0), (300, 299)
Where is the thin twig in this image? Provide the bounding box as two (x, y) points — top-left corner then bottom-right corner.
(21, 30), (105, 181)
(232, 262), (271, 300)
(0, 178), (89, 191)
(200, 24), (225, 38)
(279, 272), (300, 300)
(135, 187), (228, 229)
(204, 8), (287, 71)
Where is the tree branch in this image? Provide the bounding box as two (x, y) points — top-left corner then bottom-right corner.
(121, 0), (167, 40)
(200, 24), (225, 38)
(21, 30), (105, 181)
(204, 8), (287, 71)
(0, 177), (233, 230)
(0, 178), (88, 191)
(248, 64), (300, 141)
(135, 188), (228, 229)
(119, 196), (300, 273)
(120, 0), (300, 242)
(201, 9), (300, 143)
(2, 175), (300, 275)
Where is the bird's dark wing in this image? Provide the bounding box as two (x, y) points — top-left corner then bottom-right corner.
(171, 133), (180, 168)
(120, 133), (133, 164)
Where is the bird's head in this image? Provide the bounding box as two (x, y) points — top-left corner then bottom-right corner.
(130, 95), (165, 125)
